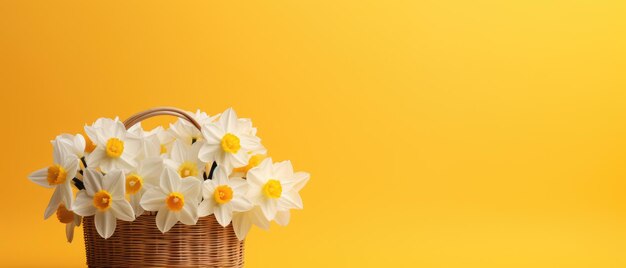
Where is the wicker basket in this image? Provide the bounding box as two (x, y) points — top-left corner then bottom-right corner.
(82, 107), (245, 268)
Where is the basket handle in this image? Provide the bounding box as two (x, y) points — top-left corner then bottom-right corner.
(123, 107), (202, 130)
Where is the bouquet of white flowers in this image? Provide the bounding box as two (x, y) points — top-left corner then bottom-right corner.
(28, 107), (309, 267)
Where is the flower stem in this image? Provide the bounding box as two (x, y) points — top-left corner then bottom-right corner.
(72, 178), (85, 190)
(80, 156), (87, 168)
(206, 161), (217, 180)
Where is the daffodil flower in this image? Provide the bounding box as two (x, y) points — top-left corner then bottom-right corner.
(83, 117), (120, 155)
(199, 108), (261, 171)
(140, 167), (201, 233)
(269, 169), (310, 226)
(28, 139), (79, 219)
(72, 169), (135, 239)
(55, 203), (81, 243)
(247, 158), (309, 220)
(56, 133), (86, 160)
(85, 118), (141, 172)
(126, 157), (163, 217)
(128, 123), (162, 160)
(164, 140), (206, 182)
(198, 167), (252, 227)
(169, 110), (218, 145)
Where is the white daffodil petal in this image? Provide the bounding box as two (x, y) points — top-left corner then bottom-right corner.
(198, 144), (219, 163)
(219, 108), (238, 133)
(127, 122), (142, 135)
(58, 133), (85, 158)
(292, 172), (310, 192)
(66, 223), (75, 243)
(274, 210), (291, 226)
(140, 189), (167, 212)
(247, 189), (265, 206)
(72, 191), (96, 216)
(163, 159), (179, 172)
(232, 212), (252, 241)
(74, 214), (82, 226)
(238, 118), (253, 132)
(86, 150), (106, 172)
(109, 121), (123, 138)
(85, 125), (101, 146)
(59, 181), (73, 208)
(83, 168), (103, 196)
(118, 155), (138, 171)
(28, 167), (53, 188)
(111, 200), (135, 221)
(64, 158), (79, 183)
(239, 134), (261, 150)
(190, 141), (204, 158)
(103, 170), (125, 198)
(201, 124), (225, 144)
(130, 193), (145, 217)
(179, 204), (198, 225)
(229, 178), (248, 192)
(279, 179), (297, 197)
(98, 158), (117, 173)
(251, 206), (271, 230)
(95, 211), (117, 239)
(231, 197), (253, 212)
(279, 192), (303, 210)
(95, 131), (110, 147)
(215, 151), (227, 168)
(74, 134), (86, 154)
(142, 135), (161, 159)
(180, 178), (201, 200)
(260, 199), (278, 221)
(123, 136), (141, 156)
(195, 161), (206, 176)
(229, 150), (248, 168)
(140, 158), (163, 185)
(52, 140), (67, 165)
(201, 180), (217, 199)
(215, 205), (233, 227)
(44, 187), (64, 219)
(156, 207), (177, 233)
(161, 168), (180, 193)
(197, 199), (214, 217)
(213, 168), (228, 185)
(170, 140), (187, 163)
(247, 158), (272, 186)
(273, 160), (294, 180)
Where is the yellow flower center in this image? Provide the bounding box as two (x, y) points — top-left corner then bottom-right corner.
(213, 185), (234, 204)
(93, 190), (112, 211)
(160, 144), (167, 154)
(125, 174), (143, 195)
(220, 133), (241, 154)
(166, 192), (185, 211)
(262, 179), (282, 199)
(233, 154), (267, 174)
(56, 204), (74, 224)
(178, 161), (198, 178)
(46, 165), (67, 185)
(84, 134), (97, 153)
(105, 138), (124, 158)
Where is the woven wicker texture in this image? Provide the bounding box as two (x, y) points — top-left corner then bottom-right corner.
(83, 214), (245, 267)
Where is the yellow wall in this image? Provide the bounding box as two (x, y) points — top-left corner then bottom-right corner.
(1, 1), (625, 267)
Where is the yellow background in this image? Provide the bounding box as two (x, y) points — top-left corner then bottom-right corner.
(1, 1), (625, 267)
